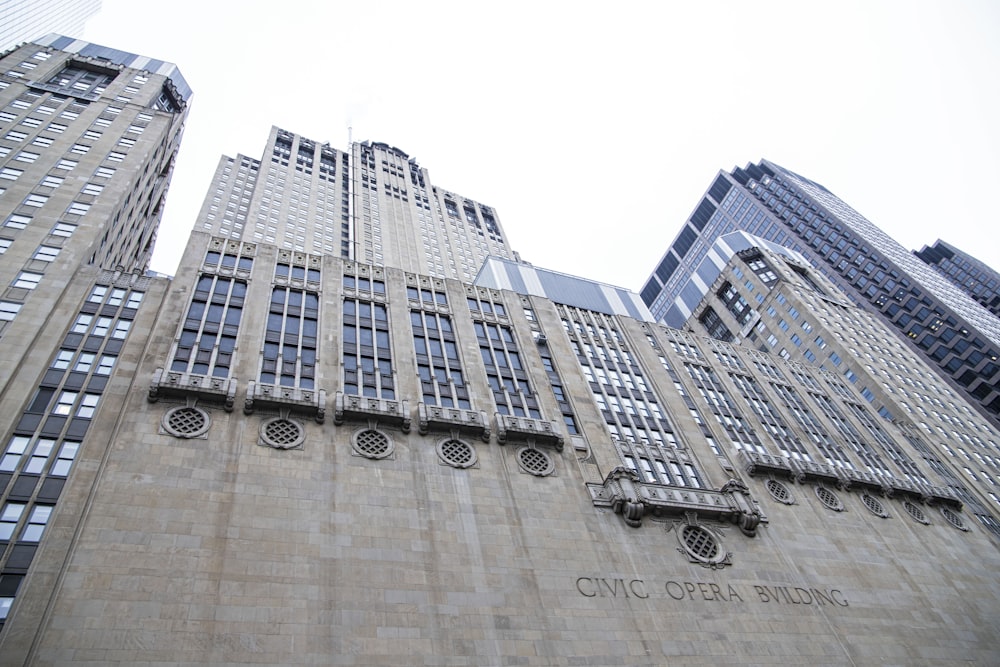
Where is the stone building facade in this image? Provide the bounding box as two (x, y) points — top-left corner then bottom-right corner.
(1, 57), (999, 664)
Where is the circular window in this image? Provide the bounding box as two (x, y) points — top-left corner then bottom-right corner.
(260, 417), (305, 449)
(903, 500), (929, 525)
(353, 428), (393, 460)
(815, 486), (844, 511)
(940, 507), (967, 531)
(516, 447), (554, 476)
(437, 438), (477, 469)
(162, 406), (210, 438)
(862, 493), (888, 518)
(766, 479), (794, 505)
(680, 524), (722, 563)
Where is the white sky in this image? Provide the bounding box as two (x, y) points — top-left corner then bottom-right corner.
(83, 0), (1000, 291)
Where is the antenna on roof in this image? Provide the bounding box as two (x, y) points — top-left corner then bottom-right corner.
(348, 125), (353, 148)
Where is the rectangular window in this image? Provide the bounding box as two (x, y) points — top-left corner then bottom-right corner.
(0, 168), (23, 181)
(71, 314), (92, 333)
(106, 151), (126, 162)
(41, 175), (63, 188)
(76, 394), (100, 418)
(14, 151), (39, 163)
(111, 320), (131, 339)
(94, 166), (115, 178)
(54, 158), (77, 170)
(0, 502), (26, 540)
(46, 122), (67, 134)
(70, 144), (90, 154)
(4, 130), (27, 142)
(13, 272), (42, 289)
(66, 202), (90, 216)
(0, 238), (10, 253)
(5, 214), (30, 229)
(33, 246), (59, 262)
(95, 355), (116, 375)
(23, 194), (48, 207)
(51, 222), (76, 237)
(31, 135), (53, 147)
(50, 441), (80, 476)
(53, 391), (77, 415)
(0, 437), (30, 472)
(81, 183), (103, 196)
(19, 505), (53, 542)
(0, 301), (21, 321)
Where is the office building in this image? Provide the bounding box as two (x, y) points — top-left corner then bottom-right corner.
(1, 75), (1000, 662)
(0, 0), (101, 52)
(196, 127), (515, 283)
(641, 160), (1000, 428)
(0, 33), (188, 636)
(0, 37), (1000, 665)
(915, 239), (1000, 319)
(679, 232), (1000, 533)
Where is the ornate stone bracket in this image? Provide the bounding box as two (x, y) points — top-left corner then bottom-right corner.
(147, 368), (237, 412)
(494, 413), (563, 451)
(334, 391), (410, 433)
(417, 403), (490, 441)
(921, 484), (962, 509)
(738, 450), (794, 478)
(790, 459), (840, 486)
(243, 381), (326, 423)
(588, 467), (765, 536)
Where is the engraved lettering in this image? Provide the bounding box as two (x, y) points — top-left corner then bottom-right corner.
(708, 583), (725, 601)
(812, 589), (832, 606)
(794, 588), (813, 605)
(684, 582), (696, 600)
(576, 577), (596, 597)
(830, 589), (849, 607)
(754, 585), (770, 603)
(727, 584), (744, 602)
(629, 579), (649, 599)
(698, 582), (713, 601)
(665, 581), (686, 600)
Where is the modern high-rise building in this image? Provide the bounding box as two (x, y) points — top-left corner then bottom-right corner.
(641, 160), (1000, 429)
(2, 53), (1000, 663)
(0, 0), (101, 52)
(915, 239), (1000, 319)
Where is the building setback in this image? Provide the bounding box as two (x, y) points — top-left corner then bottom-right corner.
(915, 239), (1000, 320)
(678, 232), (1000, 534)
(641, 160), (1000, 429)
(1, 40), (1000, 663)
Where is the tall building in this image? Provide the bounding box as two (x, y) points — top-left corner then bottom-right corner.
(1, 109), (999, 664)
(915, 239), (1000, 319)
(196, 127), (516, 283)
(641, 160), (1000, 429)
(677, 231), (1000, 533)
(0, 1), (101, 52)
(0, 33), (188, 634)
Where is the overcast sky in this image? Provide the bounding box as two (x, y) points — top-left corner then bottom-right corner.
(83, 1), (1000, 291)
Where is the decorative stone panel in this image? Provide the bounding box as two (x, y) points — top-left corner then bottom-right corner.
(588, 467), (764, 536)
(334, 391), (410, 432)
(417, 403), (489, 441)
(494, 413), (563, 451)
(738, 450), (794, 478)
(147, 368), (237, 412)
(244, 381), (326, 423)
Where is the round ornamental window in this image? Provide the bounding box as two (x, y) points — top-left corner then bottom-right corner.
(162, 406), (210, 438)
(260, 417), (305, 449)
(940, 507), (968, 531)
(680, 524), (721, 563)
(862, 493), (889, 518)
(437, 438), (477, 469)
(815, 486), (844, 512)
(353, 428), (393, 460)
(516, 447), (554, 476)
(903, 500), (929, 525)
(766, 479), (794, 505)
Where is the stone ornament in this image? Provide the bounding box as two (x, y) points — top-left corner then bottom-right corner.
(161, 406), (210, 439)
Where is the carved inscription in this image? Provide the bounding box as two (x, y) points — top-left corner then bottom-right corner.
(576, 576), (849, 607)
